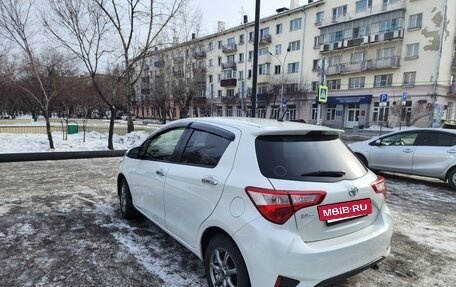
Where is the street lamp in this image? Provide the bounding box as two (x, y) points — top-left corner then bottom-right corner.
(269, 45), (291, 121)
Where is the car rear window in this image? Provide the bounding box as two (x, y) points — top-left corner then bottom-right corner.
(255, 132), (367, 182)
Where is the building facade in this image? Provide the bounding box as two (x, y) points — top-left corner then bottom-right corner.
(133, 0), (456, 129)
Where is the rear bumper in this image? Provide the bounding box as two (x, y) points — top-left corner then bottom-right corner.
(232, 204), (393, 287)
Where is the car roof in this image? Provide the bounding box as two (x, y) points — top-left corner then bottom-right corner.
(176, 117), (343, 136)
(384, 127), (456, 135)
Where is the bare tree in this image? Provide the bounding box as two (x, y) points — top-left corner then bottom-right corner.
(93, 0), (186, 132)
(390, 101), (432, 127)
(0, 0), (60, 149)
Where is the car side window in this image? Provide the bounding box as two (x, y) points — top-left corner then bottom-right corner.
(419, 132), (456, 147)
(144, 128), (185, 161)
(381, 133), (418, 146)
(180, 130), (230, 168)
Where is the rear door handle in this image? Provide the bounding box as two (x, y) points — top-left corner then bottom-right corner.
(402, 149), (414, 153)
(447, 149), (456, 154)
(202, 176), (218, 185)
(156, 169), (166, 176)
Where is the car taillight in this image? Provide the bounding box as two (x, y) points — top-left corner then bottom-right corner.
(245, 186), (326, 225)
(371, 175), (387, 198)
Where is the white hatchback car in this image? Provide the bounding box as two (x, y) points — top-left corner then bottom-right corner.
(117, 117), (393, 287)
(349, 128), (456, 189)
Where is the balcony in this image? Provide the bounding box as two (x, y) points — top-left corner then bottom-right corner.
(220, 78), (237, 87)
(257, 74), (271, 83)
(320, 30), (403, 54)
(221, 62), (236, 70)
(259, 34), (272, 45)
(319, 0), (405, 26)
(193, 51), (207, 59)
(222, 44), (237, 54)
(326, 56), (401, 75)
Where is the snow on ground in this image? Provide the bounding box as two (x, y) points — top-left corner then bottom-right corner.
(0, 131), (150, 153)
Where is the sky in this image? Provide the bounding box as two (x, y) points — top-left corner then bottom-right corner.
(195, 0), (294, 34)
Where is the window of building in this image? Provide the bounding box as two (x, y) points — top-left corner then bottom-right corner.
(249, 31), (254, 41)
(274, 65), (281, 75)
(356, 0), (372, 13)
(350, 51), (365, 64)
(226, 106), (233, 117)
(227, 37), (235, 47)
(315, 11), (324, 24)
(290, 18), (302, 31)
(403, 72), (416, 86)
(379, 18), (399, 32)
(239, 34), (245, 44)
(248, 69), (252, 78)
(284, 105), (297, 121)
(311, 104), (318, 120)
(218, 56), (222, 66)
(276, 23), (283, 34)
(332, 5), (347, 21)
(208, 42), (213, 51)
(372, 102), (389, 122)
(226, 89), (235, 97)
(326, 105), (336, 120)
(258, 63), (270, 75)
(208, 59), (213, 67)
(327, 79), (341, 90)
(259, 47), (269, 55)
(287, 62), (299, 73)
(248, 50), (253, 61)
(289, 40), (300, 51)
(238, 71), (244, 80)
(239, 53), (244, 62)
(275, 44), (282, 55)
(374, 74), (393, 87)
(311, 81), (319, 92)
(218, 90), (222, 97)
(328, 55), (342, 66)
(312, 59), (319, 71)
(377, 47), (395, 60)
(408, 13), (422, 29)
(260, 27), (270, 39)
(209, 75), (213, 83)
(401, 101), (412, 122)
(349, 77), (365, 89)
(406, 43), (419, 58)
(236, 106), (243, 117)
(218, 40), (222, 49)
(227, 54), (235, 64)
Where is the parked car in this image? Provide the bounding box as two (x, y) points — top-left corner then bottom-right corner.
(117, 117), (393, 287)
(349, 128), (456, 189)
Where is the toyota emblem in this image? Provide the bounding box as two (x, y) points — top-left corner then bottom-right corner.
(349, 186), (359, 197)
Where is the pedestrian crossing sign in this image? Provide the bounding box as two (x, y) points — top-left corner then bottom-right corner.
(318, 85), (328, 103)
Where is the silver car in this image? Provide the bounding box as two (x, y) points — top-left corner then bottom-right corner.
(349, 128), (456, 189)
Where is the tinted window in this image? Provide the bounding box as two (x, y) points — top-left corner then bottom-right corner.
(181, 130), (230, 168)
(143, 128), (185, 161)
(255, 132), (366, 182)
(418, 132), (456, 147)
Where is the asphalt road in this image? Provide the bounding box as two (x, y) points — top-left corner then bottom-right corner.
(1, 158), (455, 287)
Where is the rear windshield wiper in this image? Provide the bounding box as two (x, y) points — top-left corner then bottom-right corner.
(301, 171), (346, 177)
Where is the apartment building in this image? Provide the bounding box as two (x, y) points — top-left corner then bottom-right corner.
(133, 0), (456, 129)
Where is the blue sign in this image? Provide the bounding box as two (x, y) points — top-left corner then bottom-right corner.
(327, 95), (372, 105)
(379, 93), (388, 102)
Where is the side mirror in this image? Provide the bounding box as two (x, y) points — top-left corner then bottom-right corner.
(369, 139), (382, 146)
(126, 147), (140, 159)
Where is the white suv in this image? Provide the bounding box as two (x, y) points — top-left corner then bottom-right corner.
(117, 117), (393, 287)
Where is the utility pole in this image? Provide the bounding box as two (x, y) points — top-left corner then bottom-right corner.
(317, 57), (328, 125)
(251, 0), (260, 117)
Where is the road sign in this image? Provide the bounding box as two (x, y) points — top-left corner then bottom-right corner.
(379, 93), (388, 106)
(317, 57), (329, 70)
(318, 85), (328, 103)
(402, 91), (408, 105)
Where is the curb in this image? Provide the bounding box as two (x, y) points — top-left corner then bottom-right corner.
(0, 150), (127, 163)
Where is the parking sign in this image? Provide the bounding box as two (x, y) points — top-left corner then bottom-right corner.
(379, 93), (388, 106)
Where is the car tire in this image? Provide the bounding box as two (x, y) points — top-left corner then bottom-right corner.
(119, 179), (139, 219)
(204, 234), (250, 287)
(447, 168), (456, 190)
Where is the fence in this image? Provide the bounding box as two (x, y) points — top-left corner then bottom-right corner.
(0, 122), (158, 135)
